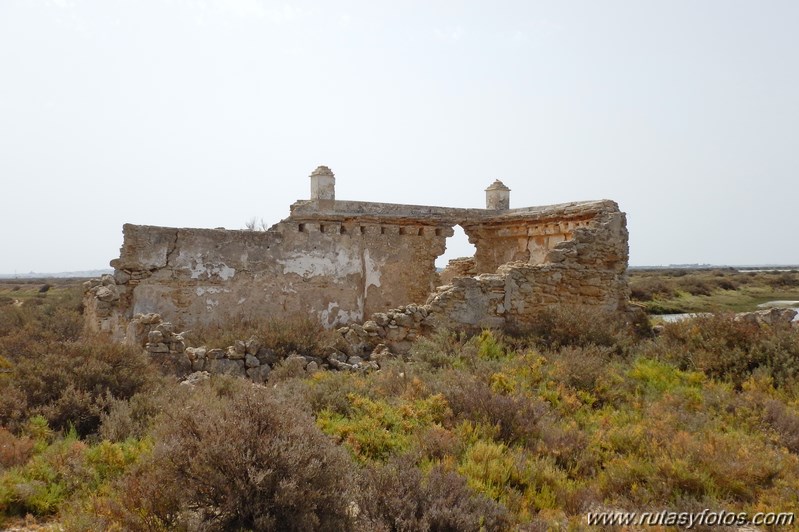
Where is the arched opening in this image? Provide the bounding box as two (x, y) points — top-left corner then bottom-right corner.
(436, 224), (476, 271)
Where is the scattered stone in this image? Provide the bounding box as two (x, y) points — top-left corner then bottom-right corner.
(206, 358), (245, 377)
(245, 337), (261, 355)
(206, 348), (225, 359)
(328, 350), (347, 363)
(256, 347), (279, 366)
(227, 345), (245, 360)
(737, 308), (797, 325)
(140, 313), (161, 325)
(146, 342), (169, 353)
(114, 269), (131, 284)
(393, 313), (414, 328)
(95, 286), (119, 302)
(155, 322), (175, 336)
(181, 371), (210, 386)
(372, 313), (389, 327)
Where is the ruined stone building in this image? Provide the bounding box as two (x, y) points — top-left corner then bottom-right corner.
(85, 166), (631, 352)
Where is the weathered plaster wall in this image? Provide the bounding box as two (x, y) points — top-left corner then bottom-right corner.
(85, 190), (631, 346)
(428, 205), (630, 333)
(89, 209), (453, 337)
(327, 201), (631, 353)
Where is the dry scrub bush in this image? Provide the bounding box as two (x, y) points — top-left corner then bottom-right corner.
(409, 328), (475, 370)
(189, 315), (335, 358)
(522, 307), (639, 354)
(647, 314), (799, 387)
(429, 371), (550, 446)
(356, 454), (510, 532)
(0, 339), (159, 437)
(763, 399), (799, 453)
(98, 378), (356, 531)
(99, 383), (182, 442)
(267, 355), (308, 383)
(629, 278), (676, 301)
(0, 428), (34, 469)
(678, 279), (713, 296)
(766, 271), (799, 288)
(546, 344), (615, 392)
(0, 305), (82, 354)
(305, 371), (371, 416)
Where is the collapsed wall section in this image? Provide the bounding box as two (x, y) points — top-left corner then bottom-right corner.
(85, 191), (632, 350)
(426, 205), (630, 332)
(331, 202), (631, 354)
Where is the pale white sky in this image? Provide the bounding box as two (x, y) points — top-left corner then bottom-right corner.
(1, 0), (797, 273)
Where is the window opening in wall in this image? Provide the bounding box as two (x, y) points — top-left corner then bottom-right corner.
(436, 225), (476, 270)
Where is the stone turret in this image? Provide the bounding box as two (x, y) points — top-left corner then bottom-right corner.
(485, 180), (510, 210)
(310, 165), (335, 201)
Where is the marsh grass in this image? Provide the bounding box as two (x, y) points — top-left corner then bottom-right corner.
(630, 268), (799, 314)
(2, 279), (799, 529)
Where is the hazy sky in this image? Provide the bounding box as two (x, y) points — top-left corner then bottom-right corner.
(1, 0), (797, 273)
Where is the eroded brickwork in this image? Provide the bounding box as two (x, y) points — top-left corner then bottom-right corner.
(85, 168), (631, 345)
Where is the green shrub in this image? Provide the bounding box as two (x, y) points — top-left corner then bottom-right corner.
(318, 394), (451, 462)
(476, 330), (508, 361)
(0, 427), (149, 519)
(409, 328), (474, 370)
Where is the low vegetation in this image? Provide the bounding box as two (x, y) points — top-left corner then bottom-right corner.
(1, 277), (799, 530)
(629, 267), (799, 314)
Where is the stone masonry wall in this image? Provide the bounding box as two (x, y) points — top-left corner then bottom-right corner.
(86, 215), (452, 340)
(85, 190), (631, 352)
(330, 203), (631, 353)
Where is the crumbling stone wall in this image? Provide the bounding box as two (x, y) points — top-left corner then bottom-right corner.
(88, 215), (452, 340)
(330, 202), (630, 353)
(85, 169), (631, 349)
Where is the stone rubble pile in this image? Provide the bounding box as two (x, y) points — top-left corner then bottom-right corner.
(125, 313), (394, 383)
(82, 274), (120, 319)
(735, 307), (797, 326)
(335, 303), (433, 356)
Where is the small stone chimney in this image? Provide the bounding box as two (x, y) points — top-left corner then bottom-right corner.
(310, 165), (335, 201)
(485, 180), (510, 210)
